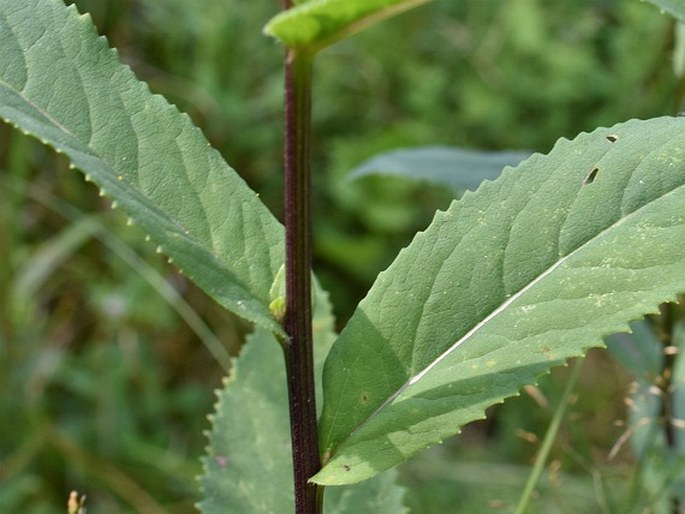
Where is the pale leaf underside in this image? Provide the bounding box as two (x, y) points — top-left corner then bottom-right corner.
(315, 117), (685, 485)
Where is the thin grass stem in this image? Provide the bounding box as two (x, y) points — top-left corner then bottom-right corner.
(515, 359), (584, 514)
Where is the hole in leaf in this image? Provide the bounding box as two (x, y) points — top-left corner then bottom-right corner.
(606, 134), (618, 143)
(584, 167), (599, 185)
(360, 392), (370, 404)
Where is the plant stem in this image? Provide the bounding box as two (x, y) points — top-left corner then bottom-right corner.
(282, 41), (323, 514)
(654, 305), (681, 514)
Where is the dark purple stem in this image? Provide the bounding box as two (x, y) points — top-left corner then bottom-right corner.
(282, 28), (323, 514)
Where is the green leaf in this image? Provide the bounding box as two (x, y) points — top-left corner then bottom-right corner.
(624, 324), (685, 506)
(326, 470), (408, 514)
(199, 287), (408, 513)
(198, 330), (293, 513)
(349, 146), (530, 193)
(264, 0), (431, 53)
(315, 117), (685, 485)
(0, 0), (284, 334)
(644, 0), (685, 22)
(605, 320), (662, 381)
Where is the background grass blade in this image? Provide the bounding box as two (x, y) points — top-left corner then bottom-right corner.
(315, 116), (685, 485)
(514, 359), (584, 514)
(0, 0), (284, 334)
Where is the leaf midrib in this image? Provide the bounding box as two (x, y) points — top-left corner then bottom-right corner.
(0, 76), (243, 282)
(0, 73), (285, 334)
(336, 175), (683, 448)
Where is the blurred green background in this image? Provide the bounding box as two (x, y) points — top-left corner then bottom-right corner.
(0, 0), (681, 512)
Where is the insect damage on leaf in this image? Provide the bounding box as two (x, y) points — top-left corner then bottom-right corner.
(584, 167), (600, 185)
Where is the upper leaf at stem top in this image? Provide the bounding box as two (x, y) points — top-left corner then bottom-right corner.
(264, 0), (432, 53)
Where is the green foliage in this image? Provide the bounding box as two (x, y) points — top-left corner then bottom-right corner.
(0, 0), (285, 335)
(605, 316), (685, 510)
(315, 117), (685, 485)
(0, 155), (221, 512)
(2, 0), (685, 512)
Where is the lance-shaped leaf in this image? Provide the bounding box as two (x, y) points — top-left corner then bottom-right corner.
(0, 0), (284, 334)
(315, 117), (685, 485)
(349, 146), (530, 193)
(604, 320), (663, 382)
(264, 0), (431, 53)
(199, 287), (408, 513)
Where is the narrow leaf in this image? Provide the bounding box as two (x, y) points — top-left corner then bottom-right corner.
(349, 146), (530, 193)
(604, 320), (663, 381)
(0, 0), (284, 334)
(199, 288), (408, 513)
(315, 117), (685, 485)
(264, 0), (431, 52)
